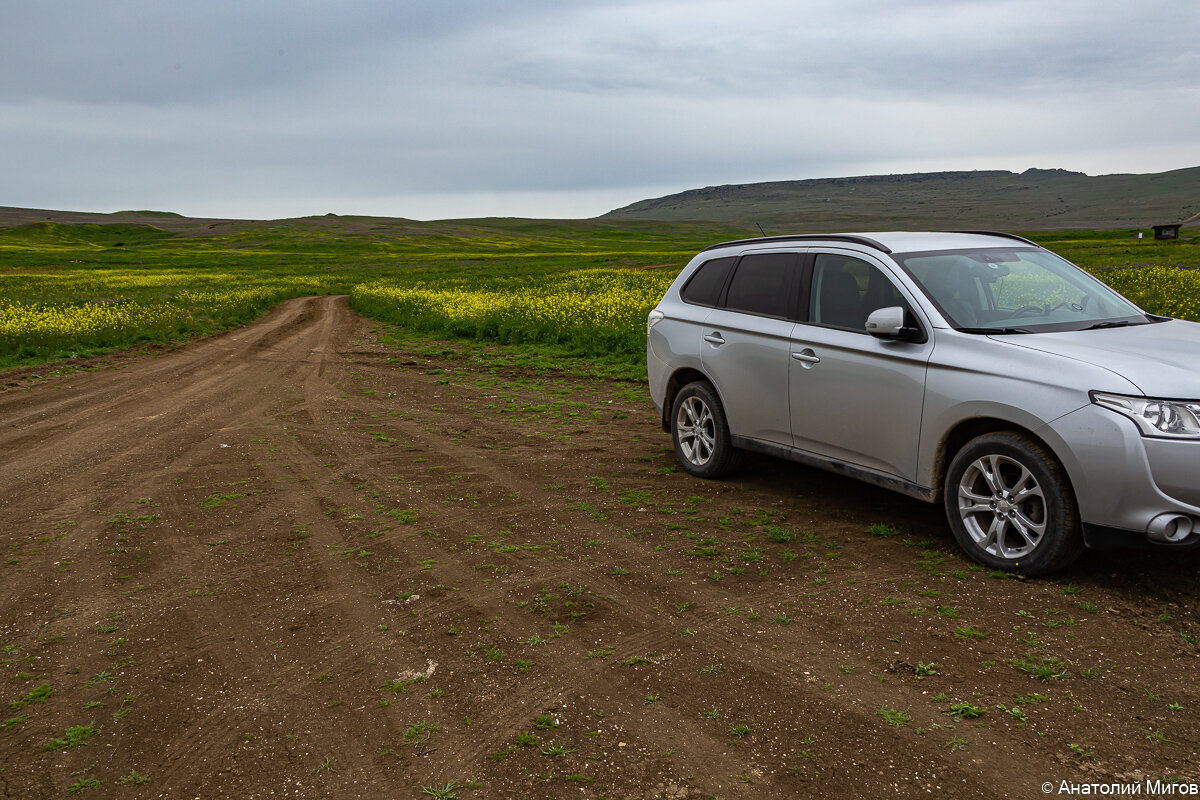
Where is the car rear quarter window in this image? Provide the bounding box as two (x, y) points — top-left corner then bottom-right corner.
(680, 256), (735, 307)
(723, 253), (796, 318)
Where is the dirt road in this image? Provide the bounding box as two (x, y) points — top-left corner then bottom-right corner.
(2, 296), (1197, 799)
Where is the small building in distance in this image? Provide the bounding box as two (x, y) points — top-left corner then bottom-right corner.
(1153, 224), (1182, 240)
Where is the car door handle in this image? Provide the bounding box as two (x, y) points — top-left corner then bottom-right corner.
(703, 332), (725, 345)
(791, 350), (821, 364)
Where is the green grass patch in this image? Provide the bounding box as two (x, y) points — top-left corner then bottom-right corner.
(44, 722), (99, 750)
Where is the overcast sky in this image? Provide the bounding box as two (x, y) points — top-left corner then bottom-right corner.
(2, 0), (1197, 220)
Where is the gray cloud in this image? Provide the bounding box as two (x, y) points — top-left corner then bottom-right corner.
(1, 0), (1196, 219)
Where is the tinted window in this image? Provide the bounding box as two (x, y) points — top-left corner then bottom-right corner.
(810, 254), (908, 331)
(723, 253), (795, 318)
(680, 257), (735, 306)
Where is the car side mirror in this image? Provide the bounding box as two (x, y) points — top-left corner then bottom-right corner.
(866, 306), (921, 341)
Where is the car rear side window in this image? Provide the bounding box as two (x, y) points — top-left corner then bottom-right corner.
(723, 253), (795, 318)
(680, 257), (735, 307)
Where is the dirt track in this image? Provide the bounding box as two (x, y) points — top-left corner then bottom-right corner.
(2, 296), (1198, 799)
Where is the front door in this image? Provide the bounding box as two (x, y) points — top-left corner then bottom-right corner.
(789, 252), (932, 481)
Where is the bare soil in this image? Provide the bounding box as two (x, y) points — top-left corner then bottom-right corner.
(2, 296), (1198, 800)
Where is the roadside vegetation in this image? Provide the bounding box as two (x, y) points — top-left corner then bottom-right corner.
(0, 217), (1196, 371)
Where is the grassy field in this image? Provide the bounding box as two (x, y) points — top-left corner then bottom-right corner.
(1, 217), (1198, 372)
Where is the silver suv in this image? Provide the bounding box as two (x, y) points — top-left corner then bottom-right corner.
(647, 231), (1200, 575)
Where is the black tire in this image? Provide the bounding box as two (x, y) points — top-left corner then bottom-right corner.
(943, 431), (1083, 576)
(670, 382), (740, 478)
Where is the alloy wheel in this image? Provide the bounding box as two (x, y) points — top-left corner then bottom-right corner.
(676, 395), (715, 467)
(956, 454), (1047, 560)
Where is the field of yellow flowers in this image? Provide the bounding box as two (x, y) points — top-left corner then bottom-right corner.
(0, 217), (719, 366)
(0, 219), (1197, 370)
(347, 231), (1200, 358)
(349, 269), (678, 356)
(0, 269), (335, 360)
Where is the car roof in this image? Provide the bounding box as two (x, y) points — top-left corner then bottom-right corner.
(700, 231), (1038, 256)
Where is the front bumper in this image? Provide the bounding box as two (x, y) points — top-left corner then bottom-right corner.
(1049, 404), (1200, 548)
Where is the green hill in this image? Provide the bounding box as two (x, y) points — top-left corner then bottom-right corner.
(0, 221), (175, 248)
(4, 166), (1197, 236)
(603, 167), (1200, 231)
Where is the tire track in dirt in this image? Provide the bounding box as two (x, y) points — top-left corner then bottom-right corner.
(0, 297), (423, 797)
(180, 310), (806, 785)
(259, 325), (1024, 794)
(241, 354), (612, 781)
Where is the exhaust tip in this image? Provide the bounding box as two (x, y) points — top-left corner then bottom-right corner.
(1147, 513), (1194, 544)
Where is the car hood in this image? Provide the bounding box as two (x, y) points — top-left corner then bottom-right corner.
(1001, 319), (1200, 397)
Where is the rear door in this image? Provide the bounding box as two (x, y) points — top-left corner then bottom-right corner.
(700, 251), (800, 446)
(788, 251), (932, 481)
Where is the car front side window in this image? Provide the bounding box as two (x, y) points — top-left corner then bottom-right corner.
(809, 254), (910, 332)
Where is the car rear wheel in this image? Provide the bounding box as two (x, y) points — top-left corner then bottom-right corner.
(944, 431), (1083, 575)
(671, 382), (739, 478)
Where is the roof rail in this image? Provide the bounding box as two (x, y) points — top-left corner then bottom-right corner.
(700, 233), (892, 254)
(948, 230), (1041, 247)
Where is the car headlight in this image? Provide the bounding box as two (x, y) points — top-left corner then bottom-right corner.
(647, 309), (665, 332)
(1091, 391), (1200, 439)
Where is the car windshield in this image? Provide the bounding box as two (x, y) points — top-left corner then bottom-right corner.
(892, 247), (1149, 332)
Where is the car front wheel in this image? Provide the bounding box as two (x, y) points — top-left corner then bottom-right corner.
(944, 432), (1083, 575)
(671, 382), (739, 478)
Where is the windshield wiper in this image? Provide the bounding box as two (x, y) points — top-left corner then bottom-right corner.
(1083, 320), (1143, 330)
(956, 326), (1034, 335)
